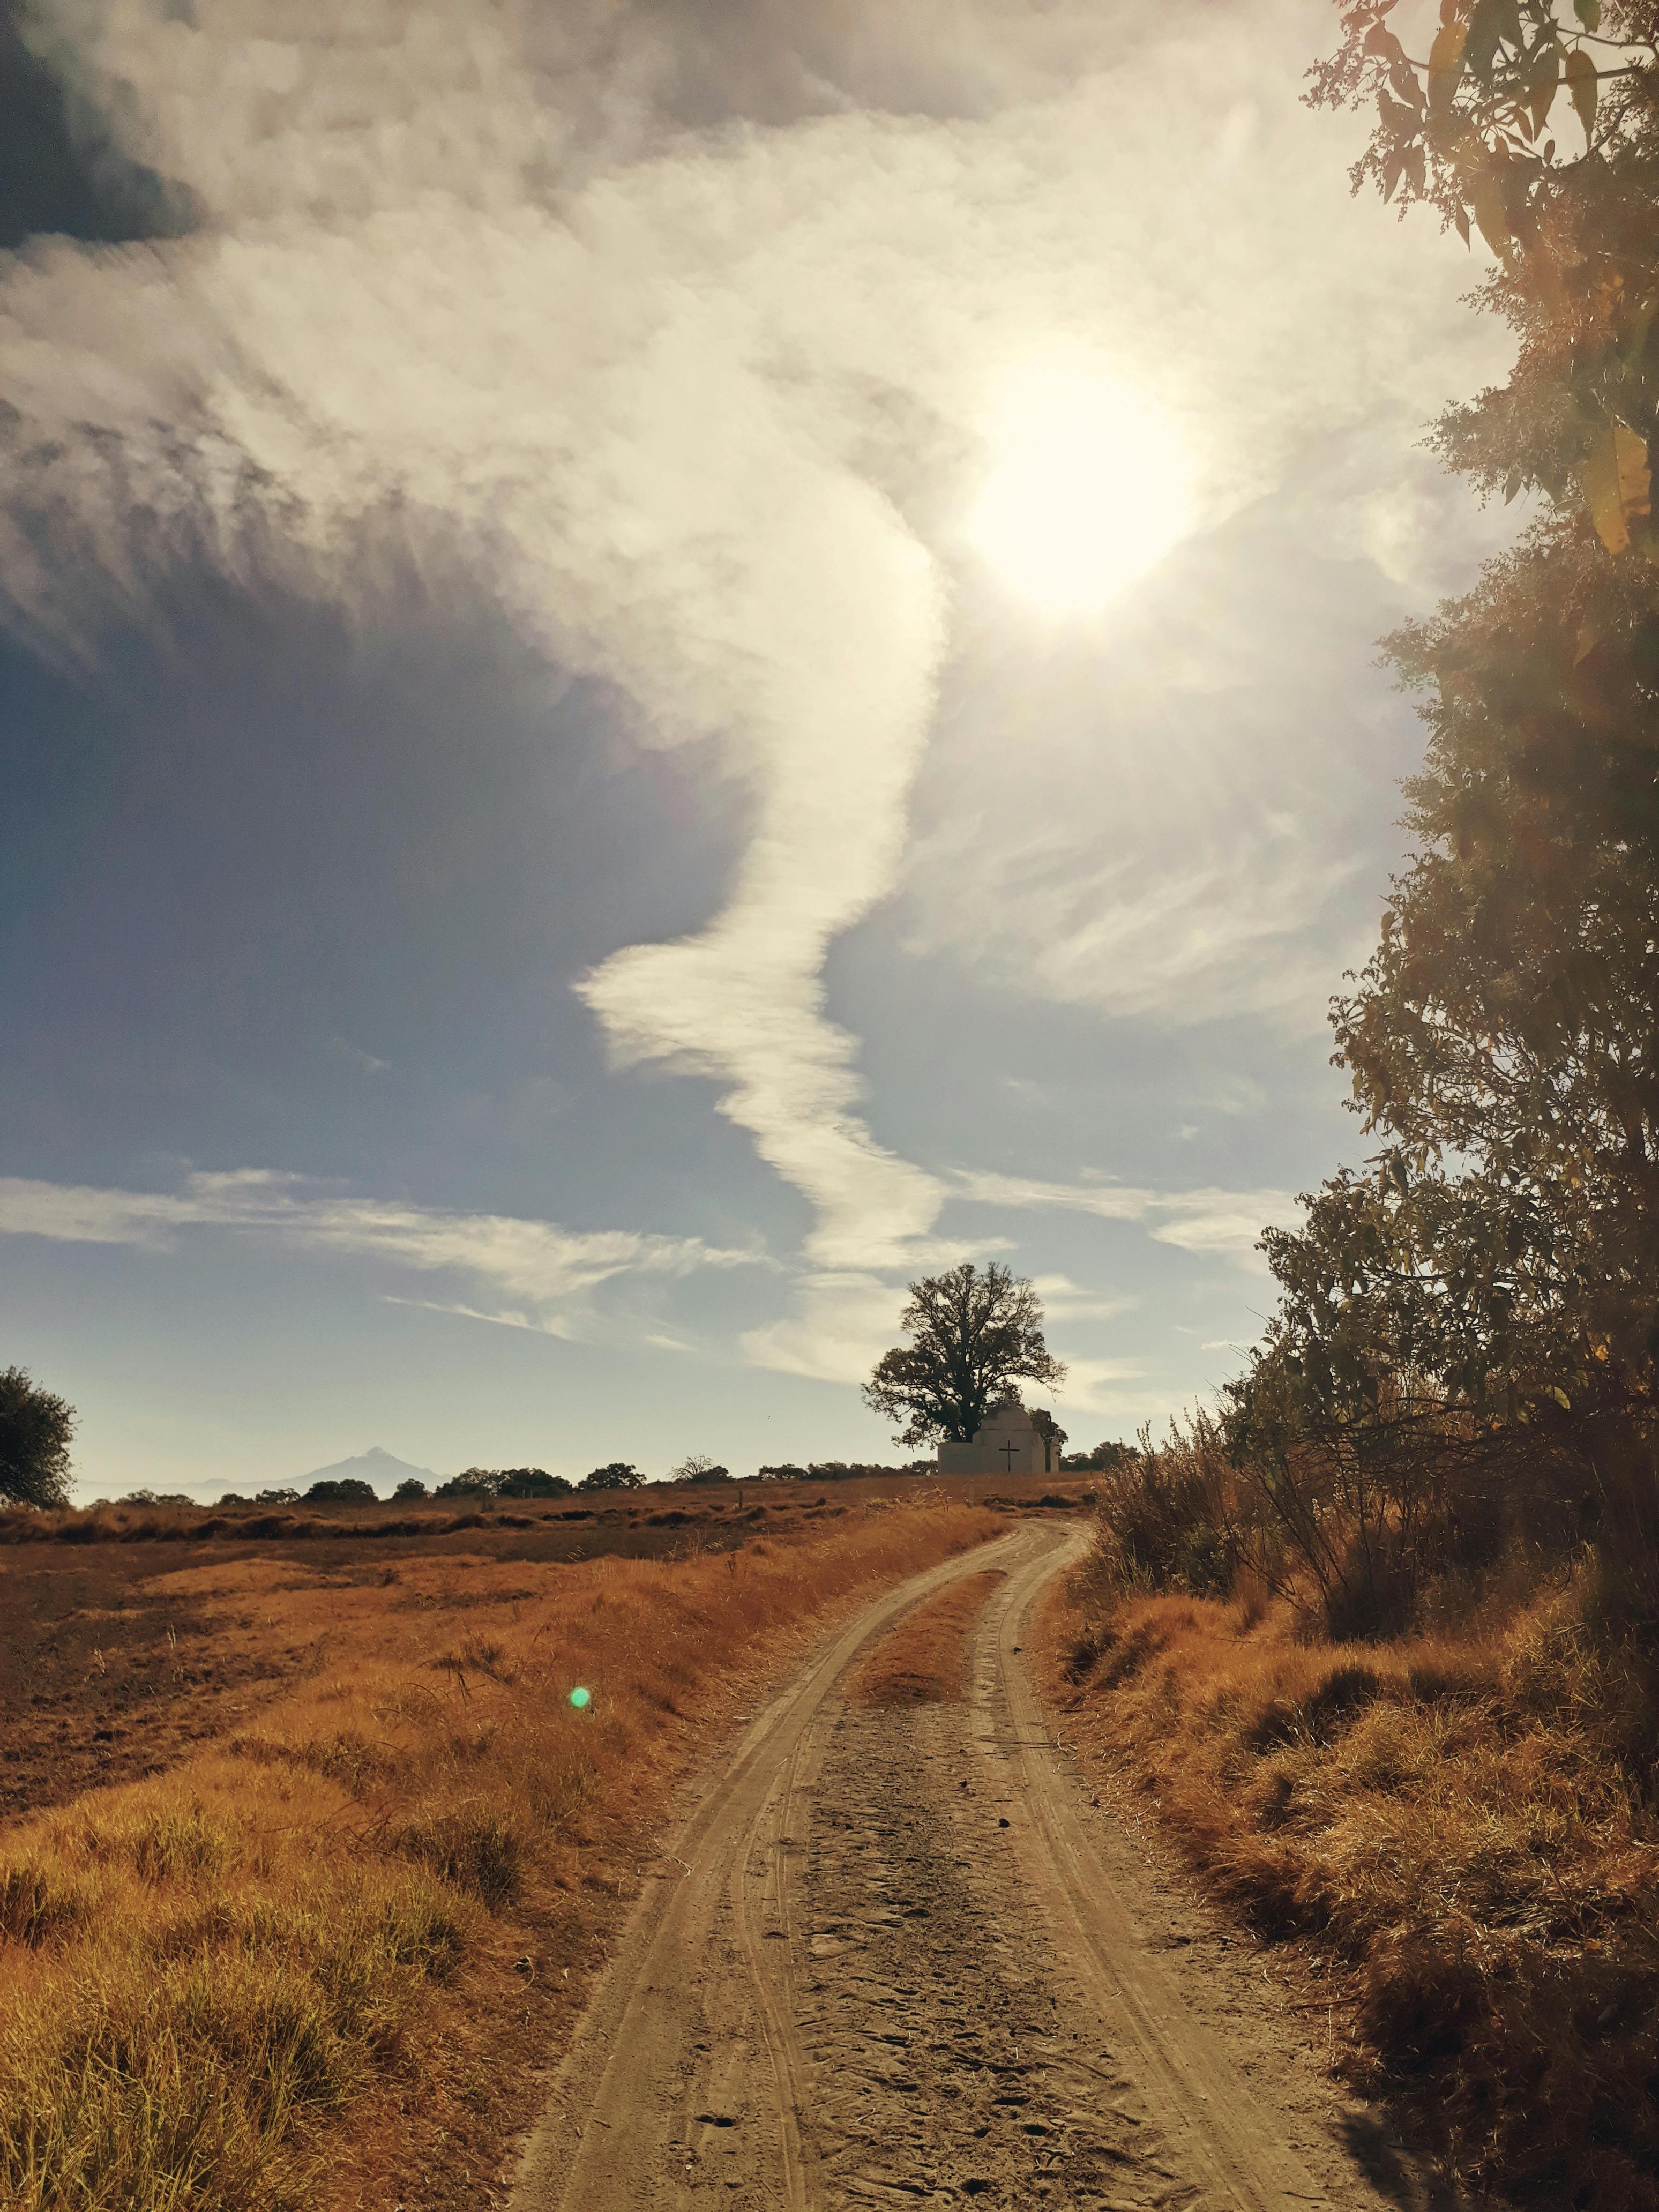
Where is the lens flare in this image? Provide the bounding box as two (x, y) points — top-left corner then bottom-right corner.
(569, 1685), (592, 1710)
(968, 358), (1194, 616)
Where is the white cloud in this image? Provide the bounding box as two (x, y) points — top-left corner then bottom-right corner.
(741, 1270), (908, 1385)
(0, 0), (1512, 1281)
(1028, 1272), (1137, 1323)
(1051, 1356), (1157, 1422)
(950, 1170), (1301, 1271)
(0, 1171), (754, 1332)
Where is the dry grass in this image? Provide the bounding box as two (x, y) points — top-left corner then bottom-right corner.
(1041, 1542), (1659, 2210)
(0, 1500), (1003, 2212)
(843, 1570), (1006, 1707)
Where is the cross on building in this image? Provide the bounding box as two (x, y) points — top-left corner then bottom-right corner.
(999, 1439), (1018, 1470)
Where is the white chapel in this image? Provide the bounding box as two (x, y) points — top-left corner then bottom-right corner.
(937, 1403), (1050, 1477)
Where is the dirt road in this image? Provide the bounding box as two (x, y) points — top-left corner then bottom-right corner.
(513, 1522), (1429, 2211)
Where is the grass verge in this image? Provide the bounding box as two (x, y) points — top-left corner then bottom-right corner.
(1040, 1542), (1659, 2212)
(0, 1501), (1000, 2211)
(843, 1570), (1006, 1707)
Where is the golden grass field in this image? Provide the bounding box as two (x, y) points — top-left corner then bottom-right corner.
(0, 1477), (1086, 2211)
(1040, 1541), (1659, 2212)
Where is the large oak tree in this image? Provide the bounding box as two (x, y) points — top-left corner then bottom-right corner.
(863, 1262), (1065, 1447)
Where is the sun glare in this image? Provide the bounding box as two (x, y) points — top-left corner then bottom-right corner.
(968, 361), (1194, 616)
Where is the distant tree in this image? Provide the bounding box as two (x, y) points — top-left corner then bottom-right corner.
(669, 1454), (730, 1483)
(305, 1476), (377, 1506)
(1060, 1439), (1139, 1474)
(437, 1468), (506, 1501)
(119, 1489), (158, 1507)
(215, 1493), (251, 1508)
(392, 1477), (430, 1501)
(863, 1263), (1066, 1448)
(1029, 1409), (1067, 1471)
(254, 1488), (300, 1506)
(0, 1366), (75, 1508)
(153, 1494), (195, 1508)
(579, 1461), (644, 1492)
(497, 1467), (572, 1498)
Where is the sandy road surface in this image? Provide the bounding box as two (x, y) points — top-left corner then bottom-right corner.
(513, 1522), (1428, 2211)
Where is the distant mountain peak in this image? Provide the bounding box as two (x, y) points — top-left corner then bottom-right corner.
(297, 1446), (439, 1494)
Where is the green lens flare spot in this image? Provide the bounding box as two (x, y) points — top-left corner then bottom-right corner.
(569, 1685), (591, 1710)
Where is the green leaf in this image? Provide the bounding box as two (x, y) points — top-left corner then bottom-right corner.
(1528, 42), (1562, 139)
(1466, 0), (1504, 83)
(1389, 57), (1425, 109)
(1565, 46), (1598, 137)
(1574, 0), (1602, 29)
(1378, 88), (1418, 137)
(1469, 173), (1513, 257)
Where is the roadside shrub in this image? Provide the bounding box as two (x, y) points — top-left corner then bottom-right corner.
(1090, 1416), (1238, 1597)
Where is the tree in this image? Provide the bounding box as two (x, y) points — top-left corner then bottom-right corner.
(0, 1366), (74, 1508)
(305, 1476), (377, 1505)
(392, 1476), (430, 1500)
(1060, 1438), (1139, 1474)
(669, 1454), (730, 1483)
(1311, 4), (1659, 552)
(255, 1488), (300, 1506)
(579, 1461), (644, 1491)
(1217, 5), (1659, 1596)
(437, 1468), (505, 1501)
(862, 1263), (1065, 1447)
(1029, 1409), (1067, 1471)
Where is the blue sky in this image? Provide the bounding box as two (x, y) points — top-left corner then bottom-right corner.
(0, 0), (1521, 1498)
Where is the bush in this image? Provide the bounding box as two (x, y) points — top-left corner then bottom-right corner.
(1090, 1418), (1238, 1598)
(495, 1468), (571, 1499)
(0, 1367), (74, 1509)
(669, 1455), (730, 1483)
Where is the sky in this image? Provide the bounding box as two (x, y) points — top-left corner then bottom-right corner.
(0, 0), (1523, 1499)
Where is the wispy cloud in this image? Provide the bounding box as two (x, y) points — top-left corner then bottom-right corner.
(951, 1170), (1300, 1268)
(0, 1171), (756, 1332)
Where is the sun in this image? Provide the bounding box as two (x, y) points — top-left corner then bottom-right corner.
(967, 359), (1195, 616)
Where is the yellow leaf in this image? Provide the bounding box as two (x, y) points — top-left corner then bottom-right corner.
(1584, 422), (1651, 554)
(1428, 20), (1468, 117)
(1549, 1386), (1572, 1410)
(1565, 45), (1598, 137)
